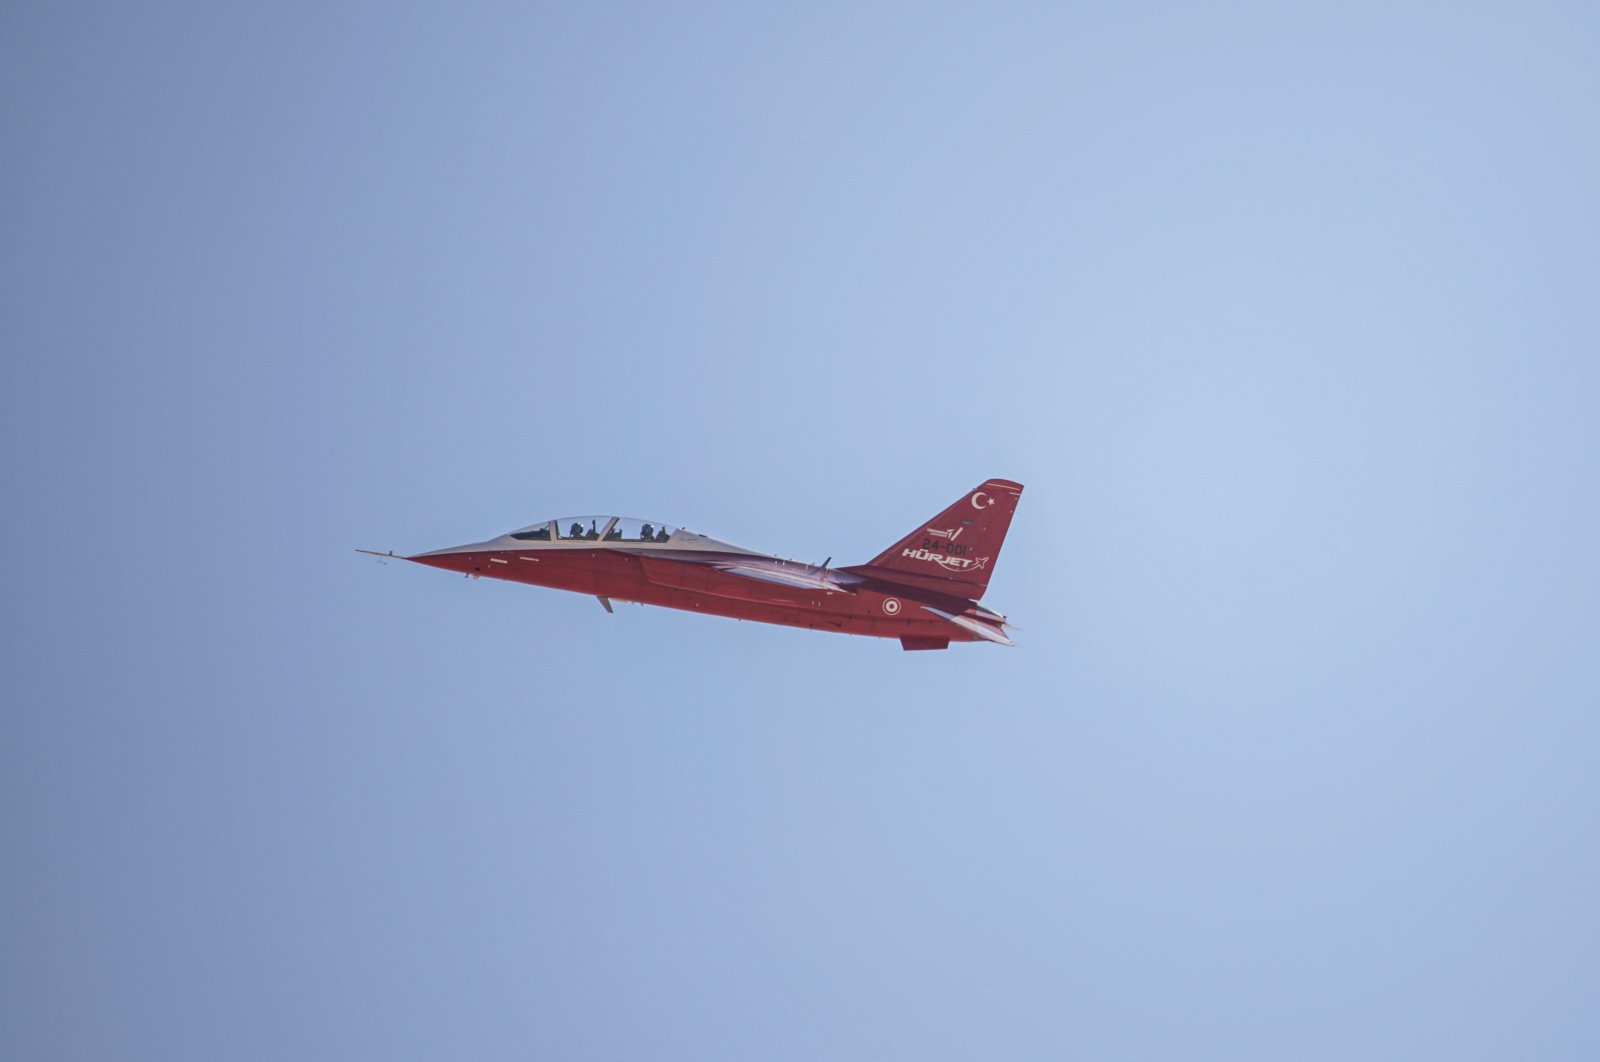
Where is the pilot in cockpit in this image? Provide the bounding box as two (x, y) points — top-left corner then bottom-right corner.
(569, 521), (584, 539)
(640, 523), (655, 540)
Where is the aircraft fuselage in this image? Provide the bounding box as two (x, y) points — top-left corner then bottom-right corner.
(380, 479), (1023, 650)
(410, 545), (989, 648)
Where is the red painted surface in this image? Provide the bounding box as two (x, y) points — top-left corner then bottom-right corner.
(409, 548), (984, 643)
(399, 479), (1024, 649)
(847, 477), (1023, 599)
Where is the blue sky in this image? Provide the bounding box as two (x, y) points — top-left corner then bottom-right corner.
(4, 3), (1598, 1059)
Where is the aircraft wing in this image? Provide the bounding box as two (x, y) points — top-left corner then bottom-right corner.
(635, 556), (858, 598)
(712, 563), (860, 595)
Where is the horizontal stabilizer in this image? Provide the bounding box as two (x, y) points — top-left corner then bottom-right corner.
(921, 606), (1015, 647)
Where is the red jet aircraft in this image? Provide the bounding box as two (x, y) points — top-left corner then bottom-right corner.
(365, 478), (1023, 650)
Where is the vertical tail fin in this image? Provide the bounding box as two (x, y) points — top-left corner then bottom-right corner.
(845, 479), (1024, 600)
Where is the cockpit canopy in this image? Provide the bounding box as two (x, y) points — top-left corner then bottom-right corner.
(508, 516), (682, 544)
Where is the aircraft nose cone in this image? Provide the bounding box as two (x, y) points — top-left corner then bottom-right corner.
(407, 552), (455, 571)
(406, 545), (480, 573)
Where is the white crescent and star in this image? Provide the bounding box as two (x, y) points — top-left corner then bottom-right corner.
(971, 492), (993, 510)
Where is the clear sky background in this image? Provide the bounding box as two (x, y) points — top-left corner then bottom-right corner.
(4, 3), (1598, 1059)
